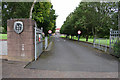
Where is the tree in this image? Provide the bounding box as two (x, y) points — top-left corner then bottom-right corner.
(2, 2), (57, 35)
(2, 2), (32, 33)
(60, 2), (118, 41)
(118, 1), (120, 30)
(32, 2), (57, 36)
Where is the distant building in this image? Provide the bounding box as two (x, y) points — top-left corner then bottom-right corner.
(55, 28), (60, 33)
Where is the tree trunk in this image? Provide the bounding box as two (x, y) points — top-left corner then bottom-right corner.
(92, 27), (94, 37)
(66, 35), (67, 38)
(66, 34), (69, 38)
(29, 0), (36, 19)
(86, 35), (89, 41)
(71, 36), (72, 39)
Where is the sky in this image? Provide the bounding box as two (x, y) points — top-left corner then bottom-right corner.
(51, 0), (82, 28)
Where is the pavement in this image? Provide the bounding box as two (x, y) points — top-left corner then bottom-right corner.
(2, 59), (118, 78)
(2, 35), (119, 78)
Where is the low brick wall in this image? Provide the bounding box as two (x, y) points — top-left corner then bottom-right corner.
(0, 39), (7, 41)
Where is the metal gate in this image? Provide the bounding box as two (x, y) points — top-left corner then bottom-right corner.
(109, 29), (120, 56)
(93, 38), (108, 52)
(34, 23), (43, 60)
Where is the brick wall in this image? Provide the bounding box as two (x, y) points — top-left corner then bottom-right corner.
(7, 19), (35, 61)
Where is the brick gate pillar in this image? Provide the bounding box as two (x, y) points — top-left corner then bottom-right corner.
(7, 19), (35, 61)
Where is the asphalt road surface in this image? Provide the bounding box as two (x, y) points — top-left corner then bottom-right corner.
(26, 35), (118, 72)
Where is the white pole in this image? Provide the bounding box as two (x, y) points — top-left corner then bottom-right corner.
(109, 29), (112, 48)
(35, 27), (37, 61)
(109, 29), (112, 52)
(93, 38), (96, 48)
(99, 39), (100, 50)
(105, 39), (107, 52)
(45, 37), (48, 49)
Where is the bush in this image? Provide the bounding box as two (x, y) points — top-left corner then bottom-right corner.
(113, 40), (120, 57)
(0, 27), (7, 34)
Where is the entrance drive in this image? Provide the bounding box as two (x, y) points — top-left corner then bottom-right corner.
(26, 36), (118, 72)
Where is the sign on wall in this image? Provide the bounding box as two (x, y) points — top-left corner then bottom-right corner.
(14, 21), (23, 34)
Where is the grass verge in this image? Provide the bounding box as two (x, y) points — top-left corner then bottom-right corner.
(61, 35), (110, 46)
(0, 34), (7, 39)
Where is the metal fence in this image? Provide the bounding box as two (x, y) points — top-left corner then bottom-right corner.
(93, 38), (108, 52)
(93, 29), (120, 57)
(34, 23), (43, 60)
(109, 29), (120, 56)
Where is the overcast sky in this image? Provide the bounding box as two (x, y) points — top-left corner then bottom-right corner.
(51, 0), (82, 28)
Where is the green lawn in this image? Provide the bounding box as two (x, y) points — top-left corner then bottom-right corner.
(0, 34), (7, 39)
(61, 35), (110, 46)
(94, 39), (110, 46)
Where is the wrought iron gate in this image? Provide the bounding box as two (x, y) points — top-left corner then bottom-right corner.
(34, 23), (43, 60)
(109, 29), (120, 56)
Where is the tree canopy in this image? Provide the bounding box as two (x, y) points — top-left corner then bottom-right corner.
(118, 1), (120, 30)
(2, 2), (57, 35)
(32, 2), (57, 35)
(2, 2), (32, 33)
(60, 2), (118, 41)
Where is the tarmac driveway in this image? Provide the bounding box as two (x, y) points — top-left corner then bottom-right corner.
(26, 36), (119, 72)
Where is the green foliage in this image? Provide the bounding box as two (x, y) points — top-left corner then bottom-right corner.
(118, 1), (120, 30)
(32, 2), (57, 36)
(60, 2), (118, 41)
(2, 2), (32, 32)
(0, 34), (7, 39)
(113, 40), (120, 57)
(60, 35), (110, 46)
(2, 2), (57, 35)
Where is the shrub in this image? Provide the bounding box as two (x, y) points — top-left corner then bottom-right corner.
(113, 40), (120, 57)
